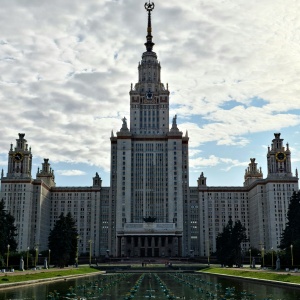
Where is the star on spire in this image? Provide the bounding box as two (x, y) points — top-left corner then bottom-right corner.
(144, 2), (155, 52)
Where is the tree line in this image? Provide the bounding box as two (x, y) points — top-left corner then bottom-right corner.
(0, 198), (78, 268)
(215, 191), (300, 267)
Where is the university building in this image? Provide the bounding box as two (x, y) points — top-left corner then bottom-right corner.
(1, 3), (298, 258)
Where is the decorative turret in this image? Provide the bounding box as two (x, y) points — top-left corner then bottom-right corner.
(170, 115), (179, 133)
(120, 117), (129, 132)
(185, 130), (188, 138)
(117, 116), (132, 137)
(36, 158), (56, 187)
(198, 172), (207, 188)
(168, 114), (182, 137)
(93, 172), (102, 187)
(7, 133), (32, 179)
(267, 133), (292, 177)
(244, 158), (263, 186)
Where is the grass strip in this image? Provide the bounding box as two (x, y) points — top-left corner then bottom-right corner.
(200, 267), (300, 284)
(0, 267), (100, 284)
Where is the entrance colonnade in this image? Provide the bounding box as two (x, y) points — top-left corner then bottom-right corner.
(116, 235), (182, 257)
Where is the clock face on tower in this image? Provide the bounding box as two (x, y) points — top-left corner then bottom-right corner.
(276, 151), (286, 162)
(13, 152), (24, 162)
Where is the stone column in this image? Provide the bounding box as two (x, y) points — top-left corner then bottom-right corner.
(116, 237), (119, 257)
(178, 236), (182, 257)
(138, 237), (142, 257)
(174, 237), (178, 256)
(151, 236), (155, 257)
(145, 236), (148, 257)
(125, 236), (133, 257)
(121, 237), (125, 257)
(158, 237), (162, 256)
(117, 236), (122, 256)
(166, 236), (172, 256)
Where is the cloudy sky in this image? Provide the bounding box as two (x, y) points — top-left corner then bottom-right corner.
(1, 0), (300, 187)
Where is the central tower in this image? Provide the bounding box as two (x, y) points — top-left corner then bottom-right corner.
(129, 2), (170, 136)
(109, 2), (190, 257)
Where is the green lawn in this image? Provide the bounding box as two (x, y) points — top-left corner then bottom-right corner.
(200, 267), (300, 284)
(3, 265), (299, 286)
(0, 267), (100, 285)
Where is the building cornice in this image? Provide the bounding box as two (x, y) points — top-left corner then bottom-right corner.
(196, 176), (298, 193)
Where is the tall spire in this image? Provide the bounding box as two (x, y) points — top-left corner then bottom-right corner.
(144, 2), (155, 52)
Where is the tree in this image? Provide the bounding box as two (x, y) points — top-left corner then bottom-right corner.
(48, 212), (78, 267)
(280, 191), (300, 266)
(216, 217), (248, 267)
(0, 199), (18, 267)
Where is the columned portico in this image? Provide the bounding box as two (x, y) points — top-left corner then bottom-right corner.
(117, 222), (182, 257)
(117, 235), (181, 257)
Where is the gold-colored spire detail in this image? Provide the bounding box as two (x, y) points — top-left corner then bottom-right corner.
(144, 2), (155, 52)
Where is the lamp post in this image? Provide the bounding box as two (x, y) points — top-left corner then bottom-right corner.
(249, 249), (251, 268)
(241, 248), (244, 267)
(6, 244), (10, 268)
(76, 236), (79, 267)
(259, 242), (264, 268)
(271, 247), (274, 268)
(291, 244), (294, 267)
(35, 246), (38, 267)
(106, 249), (110, 264)
(48, 249), (51, 268)
(207, 239), (210, 266)
(26, 247), (29, 270)
(89, 240), (93, 266)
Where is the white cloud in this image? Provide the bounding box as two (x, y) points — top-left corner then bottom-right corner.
(0, 0), (300, 186)
(221, 161), (250, 172)
(189, 149), (202, 158)
(56, 169), (86, 176)
(190, 154), (246, 169)
(0, 159), (7, 167)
